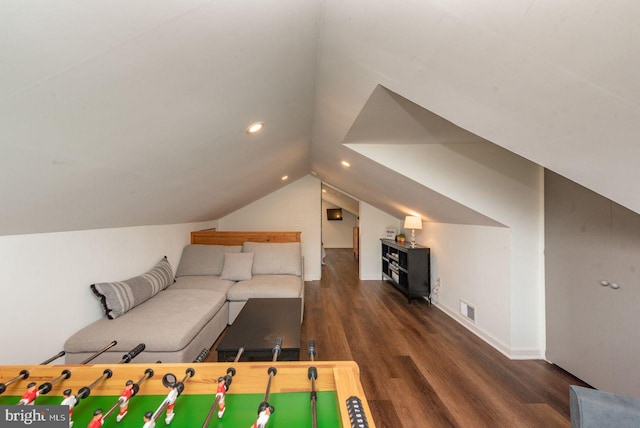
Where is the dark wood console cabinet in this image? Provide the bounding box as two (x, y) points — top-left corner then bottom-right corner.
(381, 239), (431, 303)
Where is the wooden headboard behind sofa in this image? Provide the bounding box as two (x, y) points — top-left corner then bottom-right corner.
(190, 230), (301, 246)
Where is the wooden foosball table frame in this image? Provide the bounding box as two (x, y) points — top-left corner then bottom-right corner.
(0, 360), (375, 427)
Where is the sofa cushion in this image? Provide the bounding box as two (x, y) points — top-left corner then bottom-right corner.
(90, 256), (174, 319)
(226, 275), (302, 301)
(221, 252), (254, 281)
(171, 275), (236, 294)
(65, 289), (227, 353)
(242, 242), (302, 275)
(175, 245), (242, 277)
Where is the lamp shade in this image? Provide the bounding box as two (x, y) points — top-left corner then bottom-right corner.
(404, 215), (422, 230)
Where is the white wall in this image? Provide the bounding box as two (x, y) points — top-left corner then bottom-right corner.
(359, 202), (402, 280)
(351, 142), (544, 358)
(421, 222), (512, 357)
(217, 175), (322, 280)
(0, 220), (216, 365)
(322, 200), (357, 248)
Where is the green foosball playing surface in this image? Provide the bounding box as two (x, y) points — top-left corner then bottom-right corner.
(0, 391), (340, 427)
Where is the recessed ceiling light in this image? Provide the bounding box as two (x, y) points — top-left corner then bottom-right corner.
(281, 175), (289, 181)
(322, 189), (327, 193)
(247, 122), (264, 134)
(341, 161), (350, 167)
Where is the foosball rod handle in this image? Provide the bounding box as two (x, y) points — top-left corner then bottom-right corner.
(0, 370), (29, 395)
(39, 351), (66, 365)
(120, 343), (145, 364)
(193, 348), (209, 363)
(308, 339), (316, 362)
(233, 347), (245, 363)
(272, 337), (282, 362)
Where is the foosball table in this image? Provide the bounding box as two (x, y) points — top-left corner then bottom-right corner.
(0, 360), (374, 427)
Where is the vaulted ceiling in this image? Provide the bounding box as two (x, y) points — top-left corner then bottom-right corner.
(2, 1), (638, 236)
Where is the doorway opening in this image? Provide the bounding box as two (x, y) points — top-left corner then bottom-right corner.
(320, 183), (360, 269)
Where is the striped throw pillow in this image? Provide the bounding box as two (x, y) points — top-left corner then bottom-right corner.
(91, 256), (174, 319)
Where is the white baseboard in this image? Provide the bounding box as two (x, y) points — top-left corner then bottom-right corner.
(434, 302), (544, 360)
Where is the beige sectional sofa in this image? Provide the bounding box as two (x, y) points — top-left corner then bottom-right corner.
(64, 232), (304, 364)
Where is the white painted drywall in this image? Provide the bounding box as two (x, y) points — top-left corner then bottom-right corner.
(322, 200), (357, 248)
(423, 222), (512, 356)
(217, 175), (322, 281)
(0, 220), (216, 365)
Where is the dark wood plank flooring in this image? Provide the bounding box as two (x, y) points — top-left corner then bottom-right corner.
(211, 248), (589, 427)
(305, 249), (589, 427)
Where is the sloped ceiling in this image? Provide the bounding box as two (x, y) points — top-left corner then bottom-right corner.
(310, 0), (640, 220)
(2, 1), (639, 236)
(0, 1), (318, 235)
(321, 183), (359, 217)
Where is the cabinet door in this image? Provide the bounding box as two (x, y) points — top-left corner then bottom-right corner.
(545, 171), (615, 391)
(609, 204), (640, 396)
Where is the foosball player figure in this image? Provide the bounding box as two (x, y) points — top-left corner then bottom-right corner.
(164, 383), (179, 424)
(87, 408), (103, 428)
(216, 376), (229, 418)
(116, 380), (134, 422)
(61, 389), (78, 427)
(142, 411), (155, 428)
(251, 402), (274, 428)
(18, 382), (38, 405)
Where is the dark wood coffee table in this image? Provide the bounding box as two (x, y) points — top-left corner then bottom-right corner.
(216, 298), (302, 362)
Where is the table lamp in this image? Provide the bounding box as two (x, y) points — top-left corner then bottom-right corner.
(404, 215), (422, 248)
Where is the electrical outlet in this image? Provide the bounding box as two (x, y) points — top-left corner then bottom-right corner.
(435, 277), (441, 289)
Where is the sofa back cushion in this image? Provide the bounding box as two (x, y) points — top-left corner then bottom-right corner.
(175, 244), (242, 277)
(91, 256), (174, 319)
(242, 242), (302, 276)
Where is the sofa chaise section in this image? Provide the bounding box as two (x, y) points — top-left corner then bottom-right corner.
(64, 288), (228, 364)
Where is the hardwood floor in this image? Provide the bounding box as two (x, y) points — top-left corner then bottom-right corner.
(301, 248), (589, 428)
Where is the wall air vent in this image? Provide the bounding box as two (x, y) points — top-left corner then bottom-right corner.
(459, 300), (476, 323)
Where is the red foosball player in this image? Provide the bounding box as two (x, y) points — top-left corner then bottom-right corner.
(251, 403), (274, 428)
(142, 411), (155, 428)
(61, 389), (78, 427)
(116, 380), (134, 422)
(18, 382), (38, 405)
(216, 376), (228, 418)
(87, 408), (103, 428)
